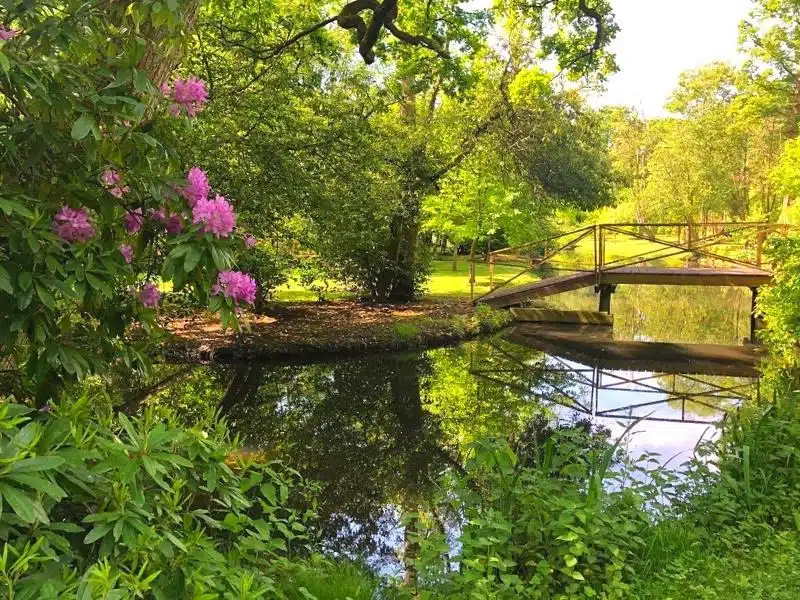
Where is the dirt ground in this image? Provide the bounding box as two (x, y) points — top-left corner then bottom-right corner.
(164, 299), (484, 362)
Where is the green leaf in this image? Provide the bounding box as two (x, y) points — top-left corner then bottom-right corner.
(84, 522), (112, 544)
(163, 531), (187, 552)
(133, 70), (150, 93)
(0, 265), (12, 294)
(7, 473), (66, 501)
(570, 571), (585, 581)
(183, 246), (203, 272)
(35, 283), (56, 309)
(85, 273), (111, 298)
(18, 271), (32, 290)
(10, 456), (65, 473)
(0, 197), (33, 219)
(0, 52), (10, 74)
(71, 114), (95, 141)
(0, 484), (47, 523)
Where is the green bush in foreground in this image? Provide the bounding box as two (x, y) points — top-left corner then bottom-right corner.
(0, 393), (375, 599)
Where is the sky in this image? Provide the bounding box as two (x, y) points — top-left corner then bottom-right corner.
(597, 0), (755, 116)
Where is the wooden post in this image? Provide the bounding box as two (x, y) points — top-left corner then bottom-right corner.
(488, 255), (494, 290)
(597, 283), (615, 314)
(756, 228), (764, 268)
(750, 286), (759, 342)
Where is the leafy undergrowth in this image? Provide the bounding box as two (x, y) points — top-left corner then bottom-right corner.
(634, 530), (800, 599)
(0, 392), (378, 600)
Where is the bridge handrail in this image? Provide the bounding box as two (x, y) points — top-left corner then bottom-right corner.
(475, 221), (795, 302)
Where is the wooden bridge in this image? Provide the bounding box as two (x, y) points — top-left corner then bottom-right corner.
(474, 223), (790, 333)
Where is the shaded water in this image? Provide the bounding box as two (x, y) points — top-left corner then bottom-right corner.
(156, 285), (760, 573)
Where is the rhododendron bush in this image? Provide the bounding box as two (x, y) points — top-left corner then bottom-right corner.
(0, 2), (256, 395)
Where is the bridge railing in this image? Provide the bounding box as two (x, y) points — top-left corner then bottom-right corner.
(474, 222), (793, 301)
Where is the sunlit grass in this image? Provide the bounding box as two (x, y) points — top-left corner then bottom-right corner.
(424, 258), (540, 299)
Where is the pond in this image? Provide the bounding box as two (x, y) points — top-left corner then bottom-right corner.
(156, 284), (761, 574)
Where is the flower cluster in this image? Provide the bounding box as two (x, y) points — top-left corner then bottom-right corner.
(181, 167), (210, 207)
(139, 283), (161, 308)
(244, 233), (257, 249)
(123, 208), (144, 234)
(161, 76), (208, 117)
(52, 206), (95, 243)
(101, 169), (129, 198)
(192, 195), (237, 238)
(0, 26), (21, 41)
(212, 271), (257, 305)
(119, 244), (134, 264)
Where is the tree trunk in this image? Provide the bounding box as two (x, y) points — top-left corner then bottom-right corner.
(138, 0), (203, 87)
(452, 243), (459, 271)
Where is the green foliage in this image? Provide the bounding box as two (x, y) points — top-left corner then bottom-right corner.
(0, 392), (323, 599)
(274, 557), (379, 600)
(758, 235), (800, 366)
(409, 423), (666, 599)
(634, 529), (800, 600)
(677, 398), (800, 533)
(471, 304), (512, 331)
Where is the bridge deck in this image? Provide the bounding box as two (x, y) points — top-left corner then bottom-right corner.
(480, 266), (772, 308)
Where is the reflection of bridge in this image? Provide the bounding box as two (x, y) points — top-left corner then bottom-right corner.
(468, 326), (761, 425)
(476, 223), (789, 336)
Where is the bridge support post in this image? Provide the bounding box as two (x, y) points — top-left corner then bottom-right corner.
(750, 287), (760, 341)
(596, 284), (616, 314)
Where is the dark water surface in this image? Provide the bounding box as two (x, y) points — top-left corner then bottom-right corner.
(158, 285), (760, 573)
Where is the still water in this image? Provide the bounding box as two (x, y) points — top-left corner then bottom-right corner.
(158, 285), (760, 572)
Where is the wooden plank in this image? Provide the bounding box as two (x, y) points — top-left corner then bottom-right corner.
(510, 308), (613, 326)
(507, 325), (763, 378)
(600, 267), (772, 288)
(479, 271), (596, 308)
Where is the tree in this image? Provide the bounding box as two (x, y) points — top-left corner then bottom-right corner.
(183, 0), (618, 302)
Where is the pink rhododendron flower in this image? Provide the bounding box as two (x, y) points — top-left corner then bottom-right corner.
(181, 167), (210, 207)
(139, 282), (161, 308)
(52, 206), (95, 243)
(244, 233), (257, 248)
(108, 185), (130, 199)
(192, 194), (236, 238)
(0, 26), (21, 41)
(166, 214), (184, 235)
(119, 244), (134, 264)
(101, 169), (120, 186)
(150, 207), (166, 222)
(123, 208), (144, 234)
(212, 271), (257, 305)
(163, 76), (208, 117)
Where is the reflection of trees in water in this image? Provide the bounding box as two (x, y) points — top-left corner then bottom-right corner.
(218, 354), (448, 562)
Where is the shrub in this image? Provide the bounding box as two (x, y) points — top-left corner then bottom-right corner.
(409, 424), (668, 599)
(0, 3), (256, 396)
(0, 392), (322, 599)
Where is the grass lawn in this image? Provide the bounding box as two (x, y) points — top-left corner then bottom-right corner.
(271, 259), (540, 303)
(425, 258), (539, 299)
